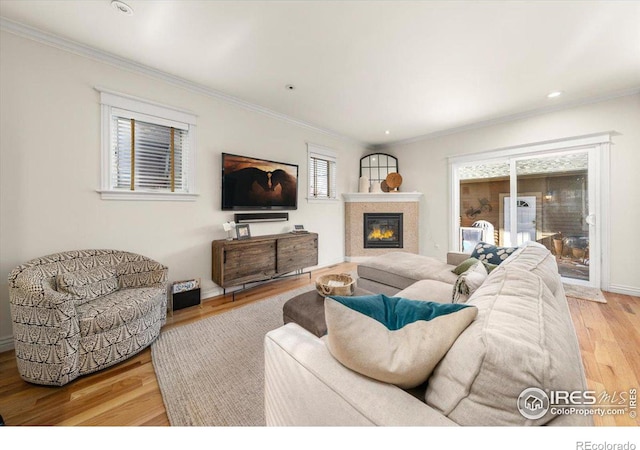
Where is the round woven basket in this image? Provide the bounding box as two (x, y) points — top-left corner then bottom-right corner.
(315, 273), (356, 297)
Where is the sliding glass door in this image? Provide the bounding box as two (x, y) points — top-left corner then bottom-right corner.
(457, 160), (510, 251)
(515, 151), (593, 283)
(451, 135), (608, 288)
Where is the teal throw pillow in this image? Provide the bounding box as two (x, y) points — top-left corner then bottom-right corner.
(471, 242), (518, 265)
(325, 294), (477, 389)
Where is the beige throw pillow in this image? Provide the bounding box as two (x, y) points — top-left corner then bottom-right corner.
(452, 261), (488, 303)
(325, 294), (478, 389)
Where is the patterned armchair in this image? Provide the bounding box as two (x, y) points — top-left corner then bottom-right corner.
(8, 249), (168, 386)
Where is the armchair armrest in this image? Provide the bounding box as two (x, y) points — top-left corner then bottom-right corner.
(9, 277), (82, 385)
(10, 275), (77, 309)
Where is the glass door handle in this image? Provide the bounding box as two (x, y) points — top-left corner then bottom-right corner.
(585, 214), (596, 226)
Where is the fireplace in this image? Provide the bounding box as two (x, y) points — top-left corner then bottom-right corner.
(364, 213), (403, 249)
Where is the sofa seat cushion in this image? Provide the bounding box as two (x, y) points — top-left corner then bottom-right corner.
(325, 294), (477, 389)
(396, 280), (455, 304)
(56, 266), (119, 305)
(425, 267), (587, 425)
(357, 252), (458, 290)
(76, 286), (165, 336)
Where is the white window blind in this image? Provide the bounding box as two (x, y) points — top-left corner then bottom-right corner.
(111, 116), (188, 192)
(98, 88), (197, 201)
(308, 144), (337, 200)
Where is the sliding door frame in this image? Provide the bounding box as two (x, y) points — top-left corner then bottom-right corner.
(449, 132), (612, 289)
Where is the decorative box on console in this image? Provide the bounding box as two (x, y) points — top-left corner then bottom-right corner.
(172, 278), (201, 311)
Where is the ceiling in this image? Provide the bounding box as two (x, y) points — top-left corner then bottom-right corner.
(1, 1), (639, 146)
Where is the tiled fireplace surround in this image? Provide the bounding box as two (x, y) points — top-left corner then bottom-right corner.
(343, 192), (422, 261)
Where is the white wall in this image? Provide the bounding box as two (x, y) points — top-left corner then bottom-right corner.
(384, 93), (640, 295)
(0, 32), (365, 350)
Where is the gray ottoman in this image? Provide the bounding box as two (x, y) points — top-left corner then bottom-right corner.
(283, 287), (373, 337)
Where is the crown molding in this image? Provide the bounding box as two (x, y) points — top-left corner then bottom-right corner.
(3, 17), (638, 150)
(379, 86), (640, 149)
(0, 18), (363, 146)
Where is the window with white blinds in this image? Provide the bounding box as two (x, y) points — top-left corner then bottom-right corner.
(308, 144), (337, 200)
(98, 89), (197, 201)
(111, 117), (188, 192)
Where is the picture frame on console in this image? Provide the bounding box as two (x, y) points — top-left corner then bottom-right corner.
(236, 223), (251, 240)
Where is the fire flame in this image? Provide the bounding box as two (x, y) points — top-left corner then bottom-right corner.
(368, 227), (395, 240)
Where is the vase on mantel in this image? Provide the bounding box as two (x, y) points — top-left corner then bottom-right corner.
(358, 176), (369, 193)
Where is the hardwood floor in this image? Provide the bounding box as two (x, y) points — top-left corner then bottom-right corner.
(568, 291), (640, 426)
(1, 261), (638, 427)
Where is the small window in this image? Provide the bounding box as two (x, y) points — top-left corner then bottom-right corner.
(308, 143), (337, 201)
(98, 89), (198, 200)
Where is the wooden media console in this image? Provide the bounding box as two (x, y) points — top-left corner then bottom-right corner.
(212, 232), (318, 297)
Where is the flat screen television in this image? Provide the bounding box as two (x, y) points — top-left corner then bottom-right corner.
(221, 153), (299, 210)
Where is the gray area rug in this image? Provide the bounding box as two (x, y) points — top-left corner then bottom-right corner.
(563, 283), (607, 303)
(151, 284), (315, 426)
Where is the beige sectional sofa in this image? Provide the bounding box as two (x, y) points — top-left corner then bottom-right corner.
(264, 243), (592, 426)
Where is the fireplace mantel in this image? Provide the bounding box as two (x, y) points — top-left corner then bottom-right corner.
(342, 192), (422, 203)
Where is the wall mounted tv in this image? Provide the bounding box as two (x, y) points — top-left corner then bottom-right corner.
(221, 153), (299, 210)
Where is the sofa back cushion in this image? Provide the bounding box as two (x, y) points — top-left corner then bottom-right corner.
(9, 249), (141, 297)
(57, 266), (119, 305)
(496, 241), (561, 295)
(425, 267), (587, 425)
(116, 259), (168, 288)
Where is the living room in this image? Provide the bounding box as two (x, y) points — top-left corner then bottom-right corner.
(1, 0), (638, 446)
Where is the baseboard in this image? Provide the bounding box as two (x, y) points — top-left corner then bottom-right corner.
(201, 259), (348, 301)
(344, 256), (369, 263)
(320, 258), (351, 269)
(606, 284), (640, 298)
(0, 335), (14, 354)
(201, 287), (224, 301)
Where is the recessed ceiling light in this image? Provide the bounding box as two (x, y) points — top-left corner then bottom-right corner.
(285, 84), (295, 91)
(547, 91), (563, 98)
(111, 1), (134, 16)
(385, 130), (390, 135)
